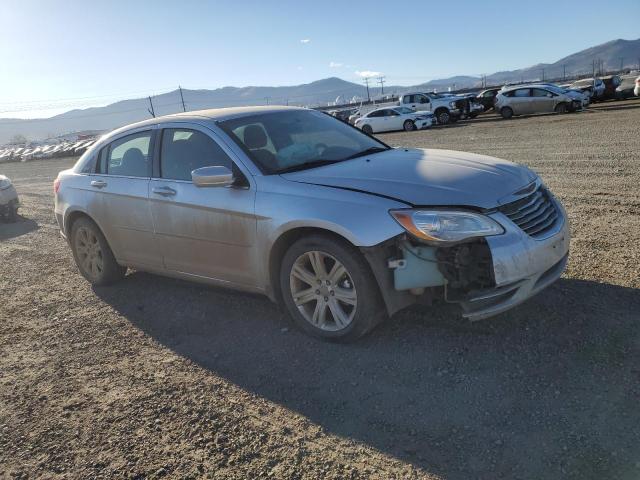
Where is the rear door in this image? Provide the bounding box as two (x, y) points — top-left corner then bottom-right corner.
(88, 129), (159, 268)
(510, 88), (533, 114)
(365, 110), (385, 132)
(149, 124), (258, 286)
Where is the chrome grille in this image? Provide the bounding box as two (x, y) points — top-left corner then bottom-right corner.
(499, 186), (559, 238)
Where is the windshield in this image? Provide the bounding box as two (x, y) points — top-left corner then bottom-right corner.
(218, 109), (389, 174)
(395, 107), (413, 114)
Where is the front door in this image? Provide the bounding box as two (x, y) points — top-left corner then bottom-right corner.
(149, 125), (258, 287)
(531, 88), (556, 113)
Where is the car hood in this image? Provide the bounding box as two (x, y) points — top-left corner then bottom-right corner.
(281, 148), (537, 209)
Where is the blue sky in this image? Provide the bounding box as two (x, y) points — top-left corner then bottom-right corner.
(1, 0), (638, 118)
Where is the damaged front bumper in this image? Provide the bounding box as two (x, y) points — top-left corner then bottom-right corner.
(368, 198), (570, 321)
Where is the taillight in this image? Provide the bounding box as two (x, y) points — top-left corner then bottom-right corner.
(53, 177), (61, 194)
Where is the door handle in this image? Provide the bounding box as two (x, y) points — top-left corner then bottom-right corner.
(90, 180), (107, 188)
(152, 186), (177, 197)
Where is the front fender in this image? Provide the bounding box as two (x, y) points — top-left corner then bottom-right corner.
(254, 176), (408, 290)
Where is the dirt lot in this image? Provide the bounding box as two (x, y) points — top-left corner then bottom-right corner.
(1, 100), (639, 480)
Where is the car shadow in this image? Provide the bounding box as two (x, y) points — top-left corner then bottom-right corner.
(93, 274), (640, 479)
(0, 215), (39, 241)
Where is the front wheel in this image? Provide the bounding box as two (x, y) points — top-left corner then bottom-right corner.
(403, 120), (416, 132)
(70, 217), (126, 286)
(279, 235), (385, 342)
(555, 103), (567, 114)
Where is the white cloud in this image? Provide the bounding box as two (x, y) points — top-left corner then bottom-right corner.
(297, 66), (303, 70)
(329, 62), (343, 68)
(300, 39), (311, 44)
(355, 70), (382, 78)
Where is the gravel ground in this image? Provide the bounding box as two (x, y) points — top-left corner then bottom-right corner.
(1, 99), (639, 479)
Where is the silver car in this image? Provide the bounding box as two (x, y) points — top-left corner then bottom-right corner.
(495, 86), (578, 119)
(54, 107), (570, 341)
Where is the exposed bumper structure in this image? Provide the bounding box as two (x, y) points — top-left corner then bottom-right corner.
(458, 198), (570, 320)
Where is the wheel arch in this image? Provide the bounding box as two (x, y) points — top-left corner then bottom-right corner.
(267, 225), (367, 305)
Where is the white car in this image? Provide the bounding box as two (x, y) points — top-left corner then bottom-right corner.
(0, 175), (19, 222)
(355, 107), (434, 134)
(635, 76), (640, 97)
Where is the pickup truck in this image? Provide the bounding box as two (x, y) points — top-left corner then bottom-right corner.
(398, 92), (464, 125)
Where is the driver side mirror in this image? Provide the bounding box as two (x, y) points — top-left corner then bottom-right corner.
(192, 166), (234, 187)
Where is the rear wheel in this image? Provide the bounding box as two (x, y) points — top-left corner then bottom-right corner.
(70, 217), (126, 286)
(279, 234), (385, 342)
(555, 103), (567, 114)
(500, 107), (514, 119)
(361, 124), (373, 135)
(403, 120), (416, 132)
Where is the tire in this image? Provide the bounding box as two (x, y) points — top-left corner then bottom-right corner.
(279, 234), (385, 342)
(70, 217), (126, 286)
(555, 103), (567, 114)
(469, 112), (479, 119)
(403, 120), (416, 132)
(361, 124), (373, 135)
(500, 107), (514, 119)
(436, 109), (450, 125)
(6, 200), (17, 223)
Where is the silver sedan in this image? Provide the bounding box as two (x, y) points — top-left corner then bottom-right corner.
(54, 106), (570, 341)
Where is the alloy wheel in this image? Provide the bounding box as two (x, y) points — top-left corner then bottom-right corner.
(289, 250), (357, 331)
(75, 226), (104, 280)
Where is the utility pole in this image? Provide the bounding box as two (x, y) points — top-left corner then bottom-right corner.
(264, 96), (270, 105)
(563, 64), (566, 81)
(541, 68), (545, 82)
(377, 76), (386, 95)
(363, 78), (371, 102)
(179, 86), (186, 112)
(619, 57), (624, 71)
(147, 96), (155, 118)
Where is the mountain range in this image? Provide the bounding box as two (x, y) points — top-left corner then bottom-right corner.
(1, 38), (638, 144)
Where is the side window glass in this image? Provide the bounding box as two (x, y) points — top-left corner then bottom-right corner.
(418, 95), (429, 104)
(514, 89), (530, 97)
(403, 95), (413, 104)
(102, 132), (152, 177)
(160, 129), (233, 181)
(532, 88), (549, 97)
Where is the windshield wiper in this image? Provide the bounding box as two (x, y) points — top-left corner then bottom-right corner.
(344, 146), (389, 160)
(276, 159), (342, 174)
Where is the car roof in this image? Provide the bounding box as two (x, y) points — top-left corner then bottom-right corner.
(106, 105), (307, 137)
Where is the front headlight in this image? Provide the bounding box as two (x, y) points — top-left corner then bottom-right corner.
(449, 101), (457, 108)
(390, 209), (504, 243)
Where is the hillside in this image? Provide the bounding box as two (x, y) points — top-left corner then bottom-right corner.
(1, 38), (638, 143)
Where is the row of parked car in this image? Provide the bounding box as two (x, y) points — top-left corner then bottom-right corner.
(0, 138), (97, 164)
(335, 75), (640, 134)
